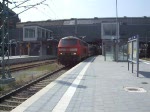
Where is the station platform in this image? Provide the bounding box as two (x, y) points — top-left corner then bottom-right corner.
(11, 55), (150, 112)
(0, 55), (56, 65)
(0, 55), (38, 60)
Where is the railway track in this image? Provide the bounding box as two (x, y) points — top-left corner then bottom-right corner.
(0, 60), (56, 72)
(0, 66), (68, 111)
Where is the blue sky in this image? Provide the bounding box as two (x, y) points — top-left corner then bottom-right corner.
(6, 0), (150, 22)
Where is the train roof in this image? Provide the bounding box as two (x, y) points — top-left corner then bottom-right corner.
(60, 36), (88, 44)
(61, 36), (79, 40)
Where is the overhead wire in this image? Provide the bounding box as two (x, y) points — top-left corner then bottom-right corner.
(16, 0), (47, 16)
(46, 0), (66, 38)
(11, 0), (17, 7)
(34, 6), (52, 19)
(34, 0), (61, 38)
(11, 0), (31, 10)
(49, 0), (65, 19)
(46, 4), (59, 20)
(10, 0), (66, 38)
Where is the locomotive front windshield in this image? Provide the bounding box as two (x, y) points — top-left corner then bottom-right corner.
(61, 39), (77, 46)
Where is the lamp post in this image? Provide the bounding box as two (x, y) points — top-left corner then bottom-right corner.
(116, 0), (118, 22)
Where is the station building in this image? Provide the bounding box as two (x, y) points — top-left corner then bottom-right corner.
(9, 17), (150, 59)
(23, 25), (57, 56)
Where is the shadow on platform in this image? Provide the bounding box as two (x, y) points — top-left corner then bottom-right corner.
(56, 80), (87, 89)
(139, 71), (150, 78)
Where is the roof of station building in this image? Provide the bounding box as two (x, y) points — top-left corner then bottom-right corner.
(16, 17), (150, 28)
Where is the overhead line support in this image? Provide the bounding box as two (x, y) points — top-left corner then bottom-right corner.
(0, 0), (15, 84)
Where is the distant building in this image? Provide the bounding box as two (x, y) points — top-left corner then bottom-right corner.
(16, 17), (150, 42)
(9, 17), (150, 56)
(0, 2), (20, 29)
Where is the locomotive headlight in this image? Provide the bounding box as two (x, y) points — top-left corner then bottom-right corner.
(70, 48), (77, 51)
(73, 53), (77, 55)
(60, 53), (63, 55)
(71, 52), (77, 55)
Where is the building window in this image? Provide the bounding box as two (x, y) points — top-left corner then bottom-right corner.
(38, 28), (42, 38)
(103, 24), (117, 36)
(49, 32), (52, 37)
(24, 28), (35, 38)
(42, 29), (45, 38)
(46, 31), (49, 38)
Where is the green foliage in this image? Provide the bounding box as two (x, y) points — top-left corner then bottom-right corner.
(0, 86), (4, 91)
(33, 63), (59, 71)
(0, 63), (61, 94)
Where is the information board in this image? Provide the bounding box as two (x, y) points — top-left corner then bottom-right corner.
(128, 35), (139, 77)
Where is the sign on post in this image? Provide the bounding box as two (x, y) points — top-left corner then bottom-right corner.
(128, 35), (139, 77)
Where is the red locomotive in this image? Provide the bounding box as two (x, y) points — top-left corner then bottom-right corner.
(58, 36), (88, 65)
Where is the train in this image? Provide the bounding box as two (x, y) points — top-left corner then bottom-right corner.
(88, 44), (101, 56)
(139, 41), (150, 58)
(57, 36), (89, 65)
